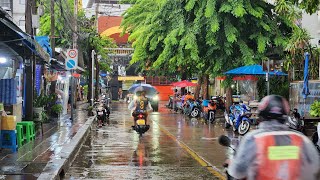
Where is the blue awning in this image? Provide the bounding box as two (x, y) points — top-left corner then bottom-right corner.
(225, 64), (287, 76)
(35, 36), (52, 57)
(224, 65), (266, 75)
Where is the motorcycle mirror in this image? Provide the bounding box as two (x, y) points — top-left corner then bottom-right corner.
(218, 135), (231, 147)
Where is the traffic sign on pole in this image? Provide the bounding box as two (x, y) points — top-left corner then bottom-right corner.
(66, 49), (78, 70)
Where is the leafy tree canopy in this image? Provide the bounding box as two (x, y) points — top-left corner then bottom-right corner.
(286, 0), (320, 14)
(121, 0), (294, 79)
(39, 0), (115, 71)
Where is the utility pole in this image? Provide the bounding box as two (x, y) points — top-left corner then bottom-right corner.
(51, 0), (55, 58)
(70, 0), (78, 120)
(266, 59), (270, 95)
(91, 50), (95, 106)
(49, 0), (56, 95)
(25, 0), (35, 120)
(95, 56), (100, 101)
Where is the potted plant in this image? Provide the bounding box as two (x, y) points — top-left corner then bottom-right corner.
(51, 104), (63, 117)
(87, 105), (94, 116)
(310, 101), (320, 117)
(33, 93), (49, 121)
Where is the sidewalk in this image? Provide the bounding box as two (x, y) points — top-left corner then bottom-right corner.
(0, 102), (92, 179)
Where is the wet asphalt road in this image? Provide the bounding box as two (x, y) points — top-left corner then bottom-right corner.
(64, 101), (243, 180)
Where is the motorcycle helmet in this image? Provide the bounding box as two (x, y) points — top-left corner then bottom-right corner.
(258, 95), (290, 123)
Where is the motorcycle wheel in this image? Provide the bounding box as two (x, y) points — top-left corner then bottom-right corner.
(238, 121), (250, 135)
(190, 108), (200, 117)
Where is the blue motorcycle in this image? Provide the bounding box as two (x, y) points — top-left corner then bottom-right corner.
(184, 99), (201, 118)
(224, 104), (252, 135)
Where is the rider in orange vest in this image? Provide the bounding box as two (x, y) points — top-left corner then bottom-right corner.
(228, 95), (320, 180)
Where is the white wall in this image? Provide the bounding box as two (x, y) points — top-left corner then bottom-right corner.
(12, 0), (26, 31)
(85, 3), (131, 18)
(301, 12), (320, 47)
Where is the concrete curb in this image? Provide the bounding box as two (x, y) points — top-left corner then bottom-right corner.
(37, 116), (96, 180)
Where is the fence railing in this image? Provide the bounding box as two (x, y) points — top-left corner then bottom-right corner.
(105, 48), (134, 56)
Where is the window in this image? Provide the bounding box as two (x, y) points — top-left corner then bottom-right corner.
(0, 0), (11, 8)
(18, 20), (25, 26)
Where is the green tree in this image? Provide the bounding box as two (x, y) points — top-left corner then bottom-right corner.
(286, 0), (320, 14)
(274, 0), (320, 81)
(39, 0), (115, 101)
(122, 0), (293, 99)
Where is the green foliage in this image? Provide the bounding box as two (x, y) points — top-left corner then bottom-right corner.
(34, 93), (49, 107)
(83, 85), (88, 97)
(41, 111), (49, 123)
(87, 106), (93, 111)
(39, 0), (115, 70)
(51, 104), (63, 114)
(121, 0), (293, 81)
(310, 101), (320, 117)
(38, 0), (75, 47)
(287, 0), (320, 14)
(257, 76), (289, 100)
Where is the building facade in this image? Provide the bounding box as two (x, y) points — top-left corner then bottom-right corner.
(0, 0), (26, 31)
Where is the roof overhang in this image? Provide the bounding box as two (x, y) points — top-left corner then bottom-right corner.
(0, 8), (50, 63)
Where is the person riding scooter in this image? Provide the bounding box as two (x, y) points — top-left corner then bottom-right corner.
(128, 90), (153, 129)
(228, 95), (320, 180)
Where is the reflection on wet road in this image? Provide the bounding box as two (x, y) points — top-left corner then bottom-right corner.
(65, 102), (242, 179)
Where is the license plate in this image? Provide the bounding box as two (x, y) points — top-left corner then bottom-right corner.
(137, 119), (145, 125)
(98, 112), (103, 115)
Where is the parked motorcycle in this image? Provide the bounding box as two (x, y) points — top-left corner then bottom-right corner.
(224, 103), (252, 135)
(94, 102), (108, 128)
(166, 95), (173, 109)
(212, 96), (225, 111)
(184, 99), (201, 118)
(202, 100), (217, 123)
(174, 100), (184, 113)
(132, 110), (150, 136)
(101, 94), (111, 119)
(285, 109), (304, 133)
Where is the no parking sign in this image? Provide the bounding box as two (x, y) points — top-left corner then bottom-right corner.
(66, 49), (78, 70)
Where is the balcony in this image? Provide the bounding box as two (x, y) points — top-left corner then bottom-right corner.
(105, 48), (134, 57)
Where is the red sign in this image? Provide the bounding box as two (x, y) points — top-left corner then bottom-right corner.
(72, 73), (81, 78)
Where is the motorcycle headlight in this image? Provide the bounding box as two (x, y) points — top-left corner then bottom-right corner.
(133, 95), (138, 100)
(153, 95), (159, 101)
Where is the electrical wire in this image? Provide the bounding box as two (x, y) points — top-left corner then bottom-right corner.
(0, 38), (26, 43)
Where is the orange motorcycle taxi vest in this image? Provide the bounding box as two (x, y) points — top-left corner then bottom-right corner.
(254, 132), (303, 180)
